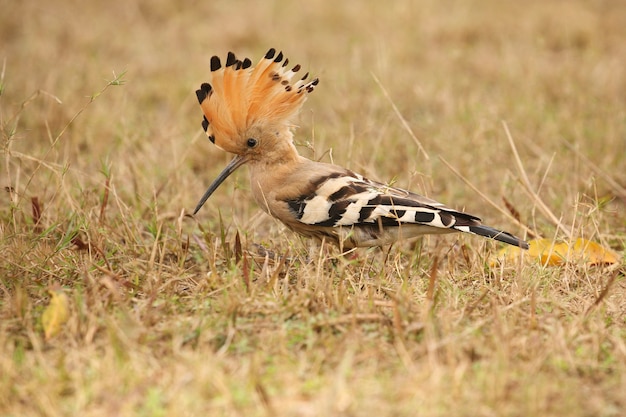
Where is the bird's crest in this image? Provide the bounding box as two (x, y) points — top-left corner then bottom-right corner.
(195, 48), (319, 145)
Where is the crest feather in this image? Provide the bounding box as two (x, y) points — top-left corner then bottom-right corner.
(196, 49), (319, 142)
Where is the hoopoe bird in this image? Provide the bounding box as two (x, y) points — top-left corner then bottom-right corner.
(193, 48), (529, 251)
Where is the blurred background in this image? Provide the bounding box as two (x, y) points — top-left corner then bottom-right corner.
(2, 0), (624, 237)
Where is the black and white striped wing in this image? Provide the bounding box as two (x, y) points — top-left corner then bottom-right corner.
(285, 172), (528, 248)
(285, 173), (479, 231)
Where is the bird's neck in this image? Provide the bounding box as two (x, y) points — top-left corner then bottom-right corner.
(249, 142), (303, 181)
(247, 141), (310, 213)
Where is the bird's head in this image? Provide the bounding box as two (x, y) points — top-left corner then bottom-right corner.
(193, 48), (318, 214)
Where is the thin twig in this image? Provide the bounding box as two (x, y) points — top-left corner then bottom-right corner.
(585, 268), (619, 316)
(439, 156), (536, 237)
(563, 141), (626, 200)
(502, 121), (571, 238)
(371, 72), (430, 161)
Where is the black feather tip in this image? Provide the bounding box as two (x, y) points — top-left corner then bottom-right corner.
(195, 83), (212, 104)
(210, 56), (221, 71)
(225, 52), (236, 67)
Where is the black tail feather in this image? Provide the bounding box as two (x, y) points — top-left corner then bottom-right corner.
(467, 225), (529, 249)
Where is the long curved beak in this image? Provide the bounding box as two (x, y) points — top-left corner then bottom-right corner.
(193, 154), (248, 215)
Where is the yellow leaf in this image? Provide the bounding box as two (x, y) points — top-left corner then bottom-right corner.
(570, 238), (620, 265)
(42, 287), (70, 340)
(491, 245), (523, 267)
(491, 238), (619, 267)
(529, 239), (568, 266)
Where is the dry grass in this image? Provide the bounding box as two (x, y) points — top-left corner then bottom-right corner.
(1, 0), (625, 416)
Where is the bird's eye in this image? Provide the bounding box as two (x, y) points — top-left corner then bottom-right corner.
(247, 138), (258, 148)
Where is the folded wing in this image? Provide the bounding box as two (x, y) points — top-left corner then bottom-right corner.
(284, 171), (528, 248)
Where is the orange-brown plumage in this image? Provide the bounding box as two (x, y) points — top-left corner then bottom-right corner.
(197, 49), (316, 154)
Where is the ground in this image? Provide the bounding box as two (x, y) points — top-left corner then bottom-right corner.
(1, 0), (625, 416)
